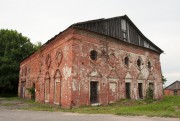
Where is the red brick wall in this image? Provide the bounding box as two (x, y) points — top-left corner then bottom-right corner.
(164, 89), (180, 96)
(19, 28), (74, 108)
(18, 27), (163, 108)
(71, 28), (163, 106)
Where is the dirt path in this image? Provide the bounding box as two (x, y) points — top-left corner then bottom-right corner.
(0, 109), (179, 121)
(0, 97), (32, 109)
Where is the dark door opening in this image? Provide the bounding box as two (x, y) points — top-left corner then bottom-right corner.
(138, 83), (143, 99)
(32, 83), (35, 100)
(125, 83), (131, 99)
(90, 81), (98, 103)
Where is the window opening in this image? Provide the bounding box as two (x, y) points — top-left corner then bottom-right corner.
(90, 50), (97, 60)
(148, 61), (151, 70)
(137, 59), (141, 68)
(138, 83), (143, 99)
(125, 83), (131, 99)
(90, 81), (98, 103)
(125, 56), (129, 67)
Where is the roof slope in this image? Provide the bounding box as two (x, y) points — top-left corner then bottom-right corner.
(22, 15), (163, 62)
(165, 81), (180, 90)
(72, 15), (163, 53)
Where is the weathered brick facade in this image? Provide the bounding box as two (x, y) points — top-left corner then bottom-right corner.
(18, 16), (163, 108)
(164, 81), (180, 96)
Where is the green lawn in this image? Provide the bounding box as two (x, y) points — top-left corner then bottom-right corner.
(67, 96), (180, 117)
(0, 96), (180, 118)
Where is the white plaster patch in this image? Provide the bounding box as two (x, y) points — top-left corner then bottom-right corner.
(142, 67), (149, 79)
(110, 82), (116, 92)
(90, 71), (99, 76)
(125, 78), (132, 83)
(125, 72), (132, 79)
(63, 45), (69, 59)
(72, 79), (76, 91)
(62, 65), (72, 80)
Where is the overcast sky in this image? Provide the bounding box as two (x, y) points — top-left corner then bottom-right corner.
(0, 0), (180, 86)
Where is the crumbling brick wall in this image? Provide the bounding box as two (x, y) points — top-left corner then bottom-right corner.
(18, 28), (163, 108)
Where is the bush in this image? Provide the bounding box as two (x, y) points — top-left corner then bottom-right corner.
(146, 87), (154, 99)
(26, 87), (35, 100)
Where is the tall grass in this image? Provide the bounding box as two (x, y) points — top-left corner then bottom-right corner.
(70, 96), (180, 117)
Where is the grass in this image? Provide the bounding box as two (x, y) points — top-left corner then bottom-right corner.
(67, 96), (180, 117)
(0, 96), (180, 118)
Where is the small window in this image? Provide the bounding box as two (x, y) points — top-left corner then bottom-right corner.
(124, 56), (129, 67)
(90, 50), (97, 60)
(147, 61), (151, 69)
(174, 90), (177, 95)
(121, 19), (127, 41)
(121, 19), (126, 31)
(149, 83), (154, 90)
(137, 59), (141, 68)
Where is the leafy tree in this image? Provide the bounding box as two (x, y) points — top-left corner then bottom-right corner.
(33, 41), (42, 51)
(162, 74), (167, 85)
(0, 29), (38, 95)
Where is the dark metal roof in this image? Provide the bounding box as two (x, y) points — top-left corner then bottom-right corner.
(72, 15), (163, 53)
(21, 15), (164, 63)
(164, 81), (180, 90)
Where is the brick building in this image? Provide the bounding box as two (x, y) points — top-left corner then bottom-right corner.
(18, 15), (163, 108)
(164, 81), (180, 96)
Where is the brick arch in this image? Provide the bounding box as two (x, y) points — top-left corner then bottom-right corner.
(55, 49), (63, 67)
(45, 54), (51, 69)
(53, 69), (62, 105)
(44, 71), (50, 102)
(54, 69), (61, 78)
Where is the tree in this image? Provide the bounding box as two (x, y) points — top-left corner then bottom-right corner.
(162, 74), (167, 85)
(0, 29), (38, 95)
(33, 41), (42, 51)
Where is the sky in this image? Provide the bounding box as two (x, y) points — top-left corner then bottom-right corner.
(0, 0), (180, 86)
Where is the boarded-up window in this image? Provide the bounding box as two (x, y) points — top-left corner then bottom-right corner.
(144, 41), (149, 48)
(45, 72), (50, 102)
(54, 69), (61, 105)
(121, 19), (126, 31)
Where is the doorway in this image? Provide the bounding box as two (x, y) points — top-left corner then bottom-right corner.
(20, 82), (25, 98)
(90, 81), (98, 103)
(138, 83), (143, 99)
(125, 83), (131, 99)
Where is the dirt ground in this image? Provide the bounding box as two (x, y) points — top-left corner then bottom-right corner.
(0, 97), (32, 109)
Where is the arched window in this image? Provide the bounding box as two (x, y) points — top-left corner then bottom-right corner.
(137, 59), (141, 68)
(54, 69), (61, 105)
(90, 50), (98, 60)
(124, 56), (129, 67)
(147, 61), (151, 70)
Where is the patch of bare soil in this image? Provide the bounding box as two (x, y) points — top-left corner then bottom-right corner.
(0, 98), (30, 109)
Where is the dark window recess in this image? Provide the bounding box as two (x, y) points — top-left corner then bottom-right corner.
(90, 81), (98, 103)
(138, 83), (143, 99)
(148, 61), (151, 69)
(90, 50), (98, 60)
(137, 59), (141, 68)
(174, 90), (177, 95)
(125, 83), (131, 99)
(149, 83), (154, 90)
(125, 56), (129, 67)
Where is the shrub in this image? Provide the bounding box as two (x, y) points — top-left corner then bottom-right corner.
(26, 87), (35, 100)
(146, 87), (154, 99)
